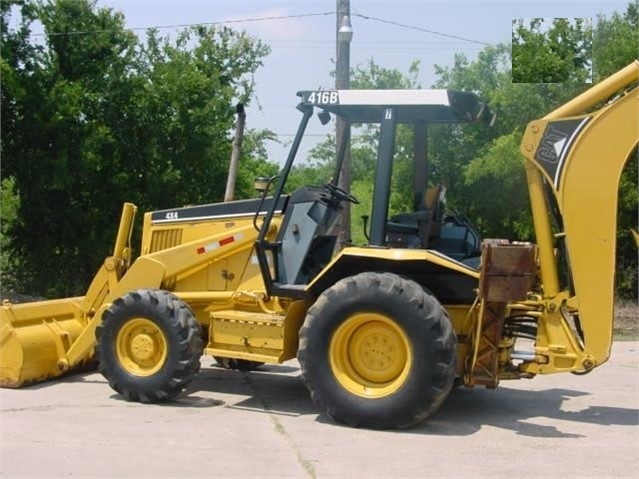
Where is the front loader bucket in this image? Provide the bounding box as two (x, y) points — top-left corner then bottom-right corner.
(0, 297), (94, 387)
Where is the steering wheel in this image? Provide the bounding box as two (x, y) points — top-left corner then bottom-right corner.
(324, 183), (360, 204)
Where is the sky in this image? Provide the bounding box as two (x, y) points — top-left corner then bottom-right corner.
(92, 0), (631, 162)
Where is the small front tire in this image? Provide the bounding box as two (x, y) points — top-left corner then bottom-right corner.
(96, 289), (203, 403)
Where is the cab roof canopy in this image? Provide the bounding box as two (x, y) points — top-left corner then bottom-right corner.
(297, 89), (495, 125)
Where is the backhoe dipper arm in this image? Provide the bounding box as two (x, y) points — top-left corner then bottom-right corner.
(520, 61), (639, 367)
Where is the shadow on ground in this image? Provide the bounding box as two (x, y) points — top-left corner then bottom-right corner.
(187, 363), (639, 437)
(418, 386), (638, 438)
(31, 361), (637, 437)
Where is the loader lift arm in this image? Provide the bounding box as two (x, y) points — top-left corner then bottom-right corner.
(0, 202), (261, 386)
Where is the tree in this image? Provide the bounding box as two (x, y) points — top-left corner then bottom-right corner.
(1, 0), (272, 297)
(512, 18), (593, 83)
(463, 133), (533, 239)
(0, 178), (22, 291)
(592, 2), (639, 298)
(593, 3), (639, 80)
(615, 149), (638, 298)
(432, 44), (588, 239)
(235, 129), (280, 199)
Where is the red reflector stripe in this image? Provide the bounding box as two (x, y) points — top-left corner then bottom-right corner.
(219, 236), (235, 246)
(196, 247), (205, 255)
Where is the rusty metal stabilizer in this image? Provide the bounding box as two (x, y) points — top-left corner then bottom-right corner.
(466, 240), (537, 388)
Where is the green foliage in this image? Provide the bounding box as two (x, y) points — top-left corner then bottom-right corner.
(350, 179), (374, 245)
(592, 3), (638, 298)
(463, 133), (533, 239)
(512, 18), (593, 83)
(1, 0), (272, 297)
(431, 45), (587, 239)
(235, 129), (280, 199)
(350, 59), (422, 89)
(0, 177), (23, 292)
(431, 44), (515, 218)
(286, 135), (336, 192)
(0, 178), (19, 232)
(615, 149), (638, 298)
(593, 3), (639, 80)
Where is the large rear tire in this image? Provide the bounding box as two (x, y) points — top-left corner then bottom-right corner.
(96, 289), (203, 403)
(298, 272), (456, 429)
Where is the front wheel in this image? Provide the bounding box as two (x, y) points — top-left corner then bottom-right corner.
(298, 272), (456, 429)
(96, 289), (203, 403)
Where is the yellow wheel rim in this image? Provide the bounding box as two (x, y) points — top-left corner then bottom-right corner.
(329, 313), (412, 398)
(116, 318), (168, 376)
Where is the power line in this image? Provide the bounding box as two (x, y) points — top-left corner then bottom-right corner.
(25, 9), (493, 47)
(30, 11), (336, 37)
(352, 12), (493, 46)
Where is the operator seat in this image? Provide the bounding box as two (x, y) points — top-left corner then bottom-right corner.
(386, 185), (445, 248)
(422, 185), (444, 241)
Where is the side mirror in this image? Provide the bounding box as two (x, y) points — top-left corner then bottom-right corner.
(318, 109), (331, 125)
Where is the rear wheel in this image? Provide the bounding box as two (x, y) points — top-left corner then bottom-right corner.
(298, 272), (456, 429)
(96, 289), (203, 403)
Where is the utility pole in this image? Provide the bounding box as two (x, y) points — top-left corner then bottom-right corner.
(335, 0), (353, 247)
(224, 103), (246, 202)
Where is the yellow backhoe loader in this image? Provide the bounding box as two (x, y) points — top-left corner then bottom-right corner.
(1, 61), (637, 429)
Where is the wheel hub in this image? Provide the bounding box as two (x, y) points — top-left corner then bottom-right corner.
(350, 325), (405, 383)
(359, 335), (392, 370)
(116, 318), (168, 376)
(131, 334), (155, 361)
(330, 312), (411, 398)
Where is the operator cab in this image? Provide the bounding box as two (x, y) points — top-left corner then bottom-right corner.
(255, 89), (494, 297)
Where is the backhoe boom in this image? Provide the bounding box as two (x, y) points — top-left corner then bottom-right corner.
(520, 60), (638, 368)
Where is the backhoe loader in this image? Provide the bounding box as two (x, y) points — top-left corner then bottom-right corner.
(1, 61), (637, 429)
